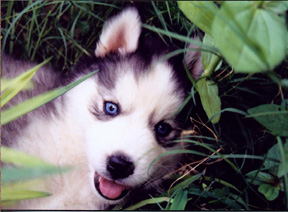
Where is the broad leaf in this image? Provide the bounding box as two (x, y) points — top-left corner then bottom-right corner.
(211, 1), (287, 73)
(197, 78), (221, 123)
(264, 144), (281, 173)
(247, 104), (288, 136)
(246, 170), (275, 185)
(178, 1), (219, 36)
(258, 183), (280, 201)
(261, 1), (288, 14)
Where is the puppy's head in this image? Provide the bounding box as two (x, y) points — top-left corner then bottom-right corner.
(72, 7), (200, 204)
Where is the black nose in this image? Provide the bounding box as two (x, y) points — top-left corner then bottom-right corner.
(107, 154), (135, 180)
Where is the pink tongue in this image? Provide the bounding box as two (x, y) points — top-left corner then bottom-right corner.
(99, 177), (126, 199)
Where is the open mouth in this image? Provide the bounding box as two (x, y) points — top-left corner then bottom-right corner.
(94, 172), (130, 200)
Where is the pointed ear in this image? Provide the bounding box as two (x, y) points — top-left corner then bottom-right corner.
(95, 8), (141, 58)
(184, 36), (203, 80)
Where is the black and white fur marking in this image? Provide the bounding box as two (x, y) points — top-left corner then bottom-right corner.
(2, 8), (201, 209)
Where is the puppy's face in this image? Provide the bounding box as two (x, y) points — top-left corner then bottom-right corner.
(83, 57), (185, 201)
(65, 7), (199, 204)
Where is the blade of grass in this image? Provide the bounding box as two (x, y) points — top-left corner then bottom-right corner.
(2, 146), (58, 168)
(169, 188), (188, 210)
(31, 9), (51, 60)
(2, 146), (70, 183)
(124, 197), (170, 210)
(57, 27), (68, 66)
(2, 186), (51, 205)
(142, 24), (218, 54)
(204, 176), (241, 194)
(151, 1), (171, 42)
(1, 57), (52, 107)
(165, 2), (173, 25)
(2, 0), (44, 56)
(2, 71), (97, 125)
(148, 149), (207, 174)
(71, 2), (105, 22)
(168, 173), (203, 195)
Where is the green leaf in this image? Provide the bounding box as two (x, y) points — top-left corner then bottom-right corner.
(246, 170), (275, 185)
(197, 78), (221, 123)
(2, 186), (51, 205)
(261, 1), (288, 14)
(178, 1), (219, 36)
(202, 34), (222, 76)
(258, 183), (279, 201)
(1, 71), (97, 125)
(169, 189), (188, 210)
(2, 146), (57, 168)
(168, 173), (203, 195)
(123, 197), (170, 210)
(264, 143), (281, 172)
(1, 78), (34, 93)
(2, 167), (66, 183)
(213, 186), (230, 198)
(1, 147), (69, 183)
(247, 104), (288, 136)
(204, 176), (241, 194)
(277, 138), (288, 178)
(211, 1), (287, 73)
(1, 57), (52, 107)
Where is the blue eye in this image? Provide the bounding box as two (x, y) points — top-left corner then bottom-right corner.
(155, 122), (172, 137)
(104, 102), (118, 116)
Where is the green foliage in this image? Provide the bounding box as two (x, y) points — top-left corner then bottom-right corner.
(169, 188), (188, 210)
(178, 1), (218, 36)
(211, 1), (287, 73)
(123, 197), (171, 210)
(246, 140), (287, 202)
(178, 1), (288, 125)
(248, 104), (288, 137)
(196, 34), (222, 123)
(179, 1), (287, 73)
(197, 78), (221, 123)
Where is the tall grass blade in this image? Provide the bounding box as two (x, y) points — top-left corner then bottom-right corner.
(2, 187), (51, 206)
(2, 0), (44, 55)
(2, 71), (97, 125)
(124, 197), (170, 210)
(1, 57), (52, 107)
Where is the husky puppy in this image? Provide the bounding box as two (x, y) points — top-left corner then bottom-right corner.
(2, 8), (200, 209)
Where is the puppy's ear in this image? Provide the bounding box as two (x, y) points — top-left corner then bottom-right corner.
(95, 8), (141, 58)
(184, 36), (203, 80)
